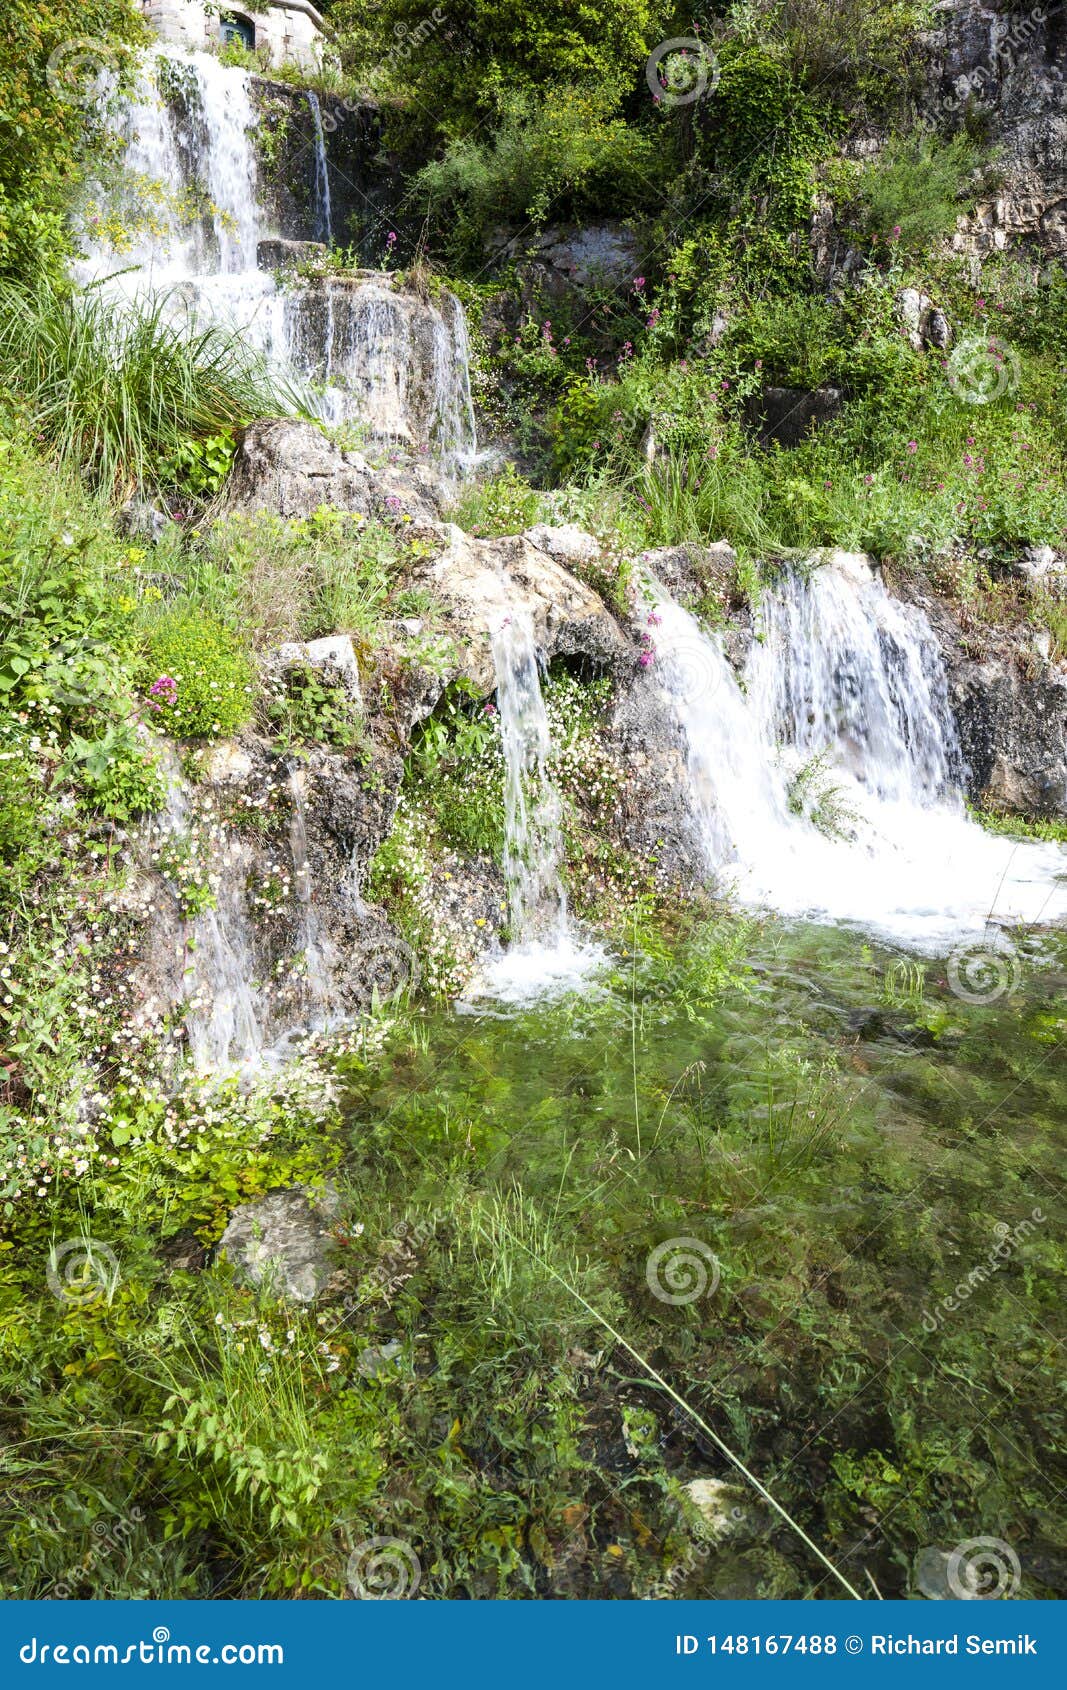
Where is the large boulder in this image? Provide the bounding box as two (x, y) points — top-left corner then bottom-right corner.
(224, 418), (447, 525)
(422, 524), (631, 693)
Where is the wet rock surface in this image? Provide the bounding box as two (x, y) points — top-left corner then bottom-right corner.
(899, 572), (1067, 815)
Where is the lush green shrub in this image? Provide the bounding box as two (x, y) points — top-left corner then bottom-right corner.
(0, 1), (147, 280)
(334, 0), (659, 123)
(139, 611), (253, 740)
(450, 464), (543, 537)
(413, 86), (668, 247)
(850, 130), (984, 251)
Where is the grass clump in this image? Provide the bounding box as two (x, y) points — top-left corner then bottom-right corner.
(0, 277), (297, 495)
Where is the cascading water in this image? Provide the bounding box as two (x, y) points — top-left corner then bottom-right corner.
(79, 48), (477, 463)
(157, 756), (263, 1072)
(651, 555), (1066, 947)
(306, 92), (333, 245)
(468, 598), (603, 1001)
(494, 609), (569, 942)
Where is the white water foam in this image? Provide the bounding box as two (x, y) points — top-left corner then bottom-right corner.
(651, 556), (1066, 948)
(467, 599), (605, 1003)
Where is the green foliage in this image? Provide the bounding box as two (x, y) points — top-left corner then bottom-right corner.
(413, 86), (667, 252)
(181, 509), (424, 645)
(264, 663), (362, 749)
(450, 463), (543, 538)
(692, 38), (842, 229)
(850, 129), (984, 250)
(138, 610), (253, 740)
(153, 428), (238, 499)
(0, 276), (296, 494)
(335, 0), (659, 124)
(0, 1), (147, 280)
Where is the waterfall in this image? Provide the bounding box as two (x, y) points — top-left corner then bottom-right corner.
(78, 47), (477, 464)
(157, 755), (263, 1072)
(467, 597), (603, 1002)
(306, 92), (334, 245)
(493, 609), (569, 942)
(651, 555), (1067, 947)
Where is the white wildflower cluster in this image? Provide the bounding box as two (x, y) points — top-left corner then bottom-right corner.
(376, 798), (489, 997)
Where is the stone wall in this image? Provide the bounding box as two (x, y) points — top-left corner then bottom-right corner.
(141, 1), (325, 73)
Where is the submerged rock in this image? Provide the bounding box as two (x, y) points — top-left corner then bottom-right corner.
(219, 1184), (343, 1303)
(682, 1478), (762, 1544)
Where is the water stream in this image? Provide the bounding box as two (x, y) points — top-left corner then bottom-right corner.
(468, 599), (603, 1003)
(651, 555), (1066, 948)
(306, 91), (333, 245)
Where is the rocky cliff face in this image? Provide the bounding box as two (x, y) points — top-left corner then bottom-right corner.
(926, 1), (1067, 255)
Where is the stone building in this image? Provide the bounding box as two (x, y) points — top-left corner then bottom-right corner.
(140, 2), (325, 73)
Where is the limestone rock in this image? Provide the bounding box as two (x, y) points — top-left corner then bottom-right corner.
(486, 222), (642, 302)
(924, 3), (1067, 257)
(272, 633), (364, 710)
(523, 523), (602, 566)
(641, 541), (739, 614)
(424, 524), (629, 693)
(257, 238), (327, 272)
(224, 418), (446, 525)
(219, 1185), (343, 1303)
